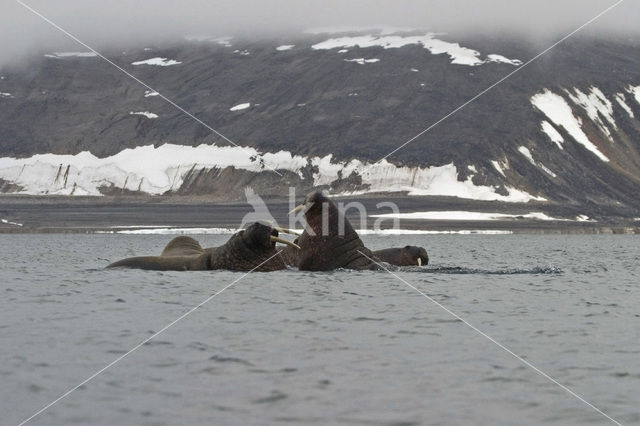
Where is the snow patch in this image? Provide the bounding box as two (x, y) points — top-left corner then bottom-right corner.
(565, 87), (616, 140)
(0, 145), (543, 202)
(531, 89), (609, 162)
(99, 226), (511, 235)
(1, 218), (23, 227)
(491, 160), (507, 177)
(626, 85), (640, 104)
(467, 165), (477, 173)
(518, 146), (556, 178)
(615, 93), (634, 118)
(344, 58), (380, 65)
(144, 90), (159, 97)
(131, 57), (181, 66)
(276, 45), (295, 51)
(130, 111), (158, 119)
(370, 211), (568, 221)
(0, 92), (13, 98)
(486, 54), (523, 66)
(44, 52), (97, 58)
(410, 68), (419, 72)
(233, 49), (250, 55)
(230, 102), (251, 111)
(312, 33), (520, 67)
(575, 215), (596, 222)
(540, 121), (564, 149)
(100, 227), (239, 235)
(357, 229), (513, 235)
(337, 49), (349, 53)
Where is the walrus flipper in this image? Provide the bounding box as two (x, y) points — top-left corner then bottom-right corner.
(161, 236), (205, 257)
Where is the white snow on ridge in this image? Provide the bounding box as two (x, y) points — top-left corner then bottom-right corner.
(540, 121), (564, 149)
(491, 160), (507, 177)
(131, 57), (181, 66)
(144, 90), (159, 97)
(45, 52), (98, 58)
(230, 103), (251, 111)
(0, 92), (12, 98)
(0, 145), (544, 202)
(344, 58), (380, 65)
(565, 87), (616, 140)
(312, 156), (544, 202)
(615, 93), (634, 118)
(130, 111), (158, 119)
(370, 211), (568, 221)
(486, 54), (523, 66)
(276, 45), (295, 51)
(531, 89), (609, 162)
(1, 218), (23, 227)
(311, 33), (521, 67)
(627, 85), (640, 104)
(518, 146), (556, 178)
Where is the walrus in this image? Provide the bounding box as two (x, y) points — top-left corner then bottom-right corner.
(288, 191), (377, 270)
(373, 246), (429, 266)
(107, 222), (299, 271)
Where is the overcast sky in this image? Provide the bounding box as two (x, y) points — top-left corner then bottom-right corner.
(1, 0), (637, 66)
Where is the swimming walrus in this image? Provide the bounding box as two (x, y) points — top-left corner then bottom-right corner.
(373, 246), (429, 267)
(107, 222), (299, 271)
(288, 191), (377, 270)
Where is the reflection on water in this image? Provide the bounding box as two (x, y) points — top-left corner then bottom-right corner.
(0, 234), (638, 425)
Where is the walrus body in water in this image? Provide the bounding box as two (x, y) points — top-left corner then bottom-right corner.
(288, 191), (377, 270)
(373, 246), (429, 267)
(107, 222), (299, 271)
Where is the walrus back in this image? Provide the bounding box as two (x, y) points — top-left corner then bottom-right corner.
(161, 236), (205, 257)
(106, 255), (209, 271)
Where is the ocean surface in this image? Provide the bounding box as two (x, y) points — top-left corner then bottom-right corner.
(1, 234), (638, 425)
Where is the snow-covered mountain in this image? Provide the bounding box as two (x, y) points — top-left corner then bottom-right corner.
(0, 28), (639, 217)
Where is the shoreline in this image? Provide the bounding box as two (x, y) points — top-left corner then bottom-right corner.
(1, 195), (638, 234)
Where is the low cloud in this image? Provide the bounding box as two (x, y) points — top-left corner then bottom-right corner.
(1, 0), (638, 66)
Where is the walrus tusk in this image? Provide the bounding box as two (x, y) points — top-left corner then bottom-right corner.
(272, 226), (301, 236)
(417, 258), (422, 266)
(270, 235), (301, 249)
(288, 204), (306, 215)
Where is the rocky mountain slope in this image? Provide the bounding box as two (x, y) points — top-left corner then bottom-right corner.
(0, 29), (639, 218)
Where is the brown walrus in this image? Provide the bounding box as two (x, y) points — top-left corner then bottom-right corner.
(288, 191), (377, 270)
(107, 222), (299, 271)
(373, 246), (429, 267)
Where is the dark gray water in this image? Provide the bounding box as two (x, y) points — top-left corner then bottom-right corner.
(1, 234), (639, 425)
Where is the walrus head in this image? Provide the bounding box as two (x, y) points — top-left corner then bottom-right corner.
(288, 191), (375, 270)
(213, 222), (300, 271)
(372, 245), (429, 267)
(403, 245), (429, 266)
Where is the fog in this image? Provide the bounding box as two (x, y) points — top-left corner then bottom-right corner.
(1, 0), (637, 66)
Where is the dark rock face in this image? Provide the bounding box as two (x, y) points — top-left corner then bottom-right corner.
(1, 32), (640, 213)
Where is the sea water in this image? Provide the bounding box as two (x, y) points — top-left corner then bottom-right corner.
(0, 234), (638, 425)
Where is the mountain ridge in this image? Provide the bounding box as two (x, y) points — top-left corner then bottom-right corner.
(0, 30), (639, 216)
